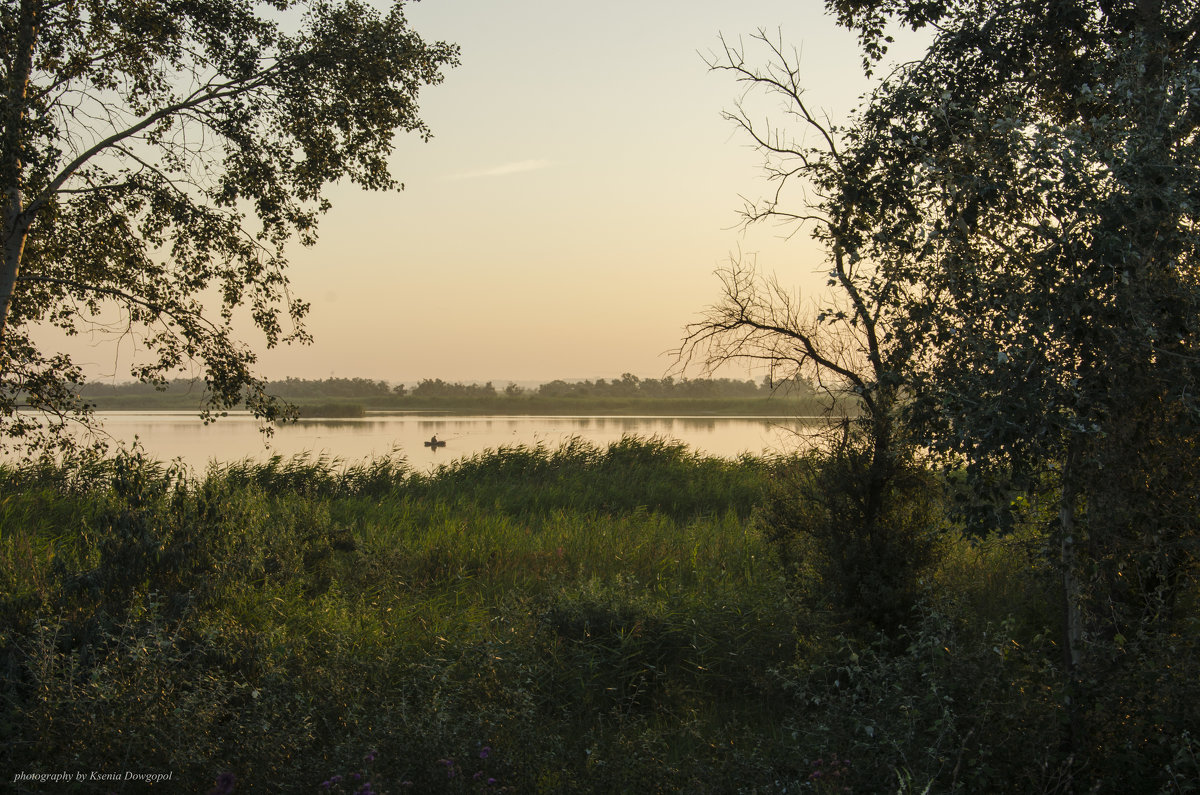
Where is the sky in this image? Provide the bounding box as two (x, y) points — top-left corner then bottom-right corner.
(62, 0), (921, 385)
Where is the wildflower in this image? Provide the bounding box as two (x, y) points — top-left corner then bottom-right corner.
(479, 746), (491, 760)
(487, 778), (498, 786)
(474, 771), (484, 781)
(364, 750), (377, 763)
(352, 772), (361, 781)
(207, 772), (236, 795)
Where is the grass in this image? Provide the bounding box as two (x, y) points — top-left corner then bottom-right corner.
(0, 438), (1196, 793)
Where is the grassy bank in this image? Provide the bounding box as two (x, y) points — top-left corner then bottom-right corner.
(1, 439), (1196, 792)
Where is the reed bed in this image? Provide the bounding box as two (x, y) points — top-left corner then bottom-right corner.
(0, 438), (806, 792)
(1, 437), (1194, 793)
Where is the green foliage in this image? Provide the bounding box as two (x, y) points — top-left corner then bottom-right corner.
(0, 1), (459, 454)
(410, 379), (499, 399)
(535, 373), (801, 400)
(409, 436), (772, 521)
(2, 442), (1196, 791)
(764, 433), (946, 633)
(772, 608), (1068, 792)
(264, 377), (394, 400)
(818, 0), (1200, 757)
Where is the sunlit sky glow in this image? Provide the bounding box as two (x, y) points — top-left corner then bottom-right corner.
(51, 0), (924, 385)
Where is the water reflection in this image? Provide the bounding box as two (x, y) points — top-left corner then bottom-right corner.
(25, 411), (825, 472)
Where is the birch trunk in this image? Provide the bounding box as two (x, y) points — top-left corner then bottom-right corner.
(0, 0), (40, 351)
(1059, 439), (1084, 752)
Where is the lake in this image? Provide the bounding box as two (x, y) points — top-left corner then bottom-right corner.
(77, 411), (825, 471)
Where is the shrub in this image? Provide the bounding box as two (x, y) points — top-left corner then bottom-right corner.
(763, 435), (946, 633)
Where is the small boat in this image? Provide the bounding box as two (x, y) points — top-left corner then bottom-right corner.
(423, 435), (446, 449)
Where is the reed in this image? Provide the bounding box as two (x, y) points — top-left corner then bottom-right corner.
(0, 438), (1193, 792)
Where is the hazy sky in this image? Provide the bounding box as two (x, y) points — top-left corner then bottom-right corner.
(62, 0), (916, 385)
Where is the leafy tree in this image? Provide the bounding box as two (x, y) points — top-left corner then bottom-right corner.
(409, 378), (496, 399)
(0, 0), (458, 453)
(827, 0), (1200, 758)
(265, 377), (392, 399)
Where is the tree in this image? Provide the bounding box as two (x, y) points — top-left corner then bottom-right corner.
(826, 0), (1200, 760)
(679, 31), (942, 631)
(0, 0), (458, 453)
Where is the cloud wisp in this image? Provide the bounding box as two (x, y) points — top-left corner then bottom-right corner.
(447, 159), (553, 180)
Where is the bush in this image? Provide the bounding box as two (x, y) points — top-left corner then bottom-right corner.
(771, 607), (1065, 792)
(763, 433), (946, 633)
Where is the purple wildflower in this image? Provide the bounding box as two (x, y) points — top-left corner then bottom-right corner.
(479, 746), (491, 760)
(207, 772), (236, 795)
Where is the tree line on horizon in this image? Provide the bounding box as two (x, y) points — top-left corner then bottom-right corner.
(75, 373), (815, 401)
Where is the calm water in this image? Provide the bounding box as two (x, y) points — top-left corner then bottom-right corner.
(77, 411), (822, 471)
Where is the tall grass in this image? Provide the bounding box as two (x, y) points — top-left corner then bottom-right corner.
(0, 439), (799, 792)
(1, 437), (1195, 792)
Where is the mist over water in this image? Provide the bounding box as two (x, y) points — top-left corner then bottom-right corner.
(76, 411), (823, 471)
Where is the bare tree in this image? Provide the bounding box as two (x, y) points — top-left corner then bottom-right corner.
(681, 30), (917, 435)
(680, 31), (937, 630)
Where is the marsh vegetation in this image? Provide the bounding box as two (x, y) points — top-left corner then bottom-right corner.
(3, 438), (1196, 792)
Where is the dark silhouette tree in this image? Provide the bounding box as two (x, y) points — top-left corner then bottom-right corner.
(679, 31), (941, 631)
(826, 0), (1200, 759)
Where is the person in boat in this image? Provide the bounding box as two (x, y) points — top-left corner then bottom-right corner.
(430, 434), (438, 445)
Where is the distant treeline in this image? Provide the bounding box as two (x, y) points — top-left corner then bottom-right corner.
(532, 374), (794, 399)
(77, 379), (212, 397)
(410, 373), (814, 400)
(80, 374), (816, 401)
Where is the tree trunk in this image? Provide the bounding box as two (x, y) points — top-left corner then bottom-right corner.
(0, 194), (29, 350)
(1058, 438), (1084, 753)
(0, 0), (41, 352)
